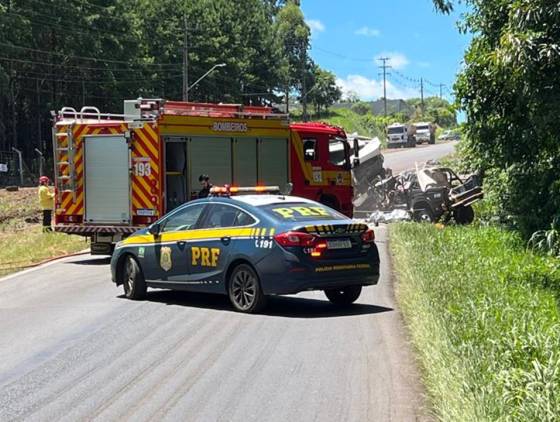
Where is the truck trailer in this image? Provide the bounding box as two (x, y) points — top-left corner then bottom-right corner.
(51, 99), (355, 254)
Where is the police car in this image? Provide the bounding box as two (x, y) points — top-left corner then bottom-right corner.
(111, 187), (380, 313)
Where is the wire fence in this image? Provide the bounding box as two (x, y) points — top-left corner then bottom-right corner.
(0, 150), (47, 188)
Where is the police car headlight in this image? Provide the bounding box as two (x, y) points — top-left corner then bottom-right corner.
(115, 241), (124, 249)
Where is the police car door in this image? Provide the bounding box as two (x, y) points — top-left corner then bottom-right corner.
(186, 203), (255, 292)
(142, 203), (206, 282)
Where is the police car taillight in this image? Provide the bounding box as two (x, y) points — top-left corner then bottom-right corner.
(274, 231), (316, 247)
(361, 229), (375, 243)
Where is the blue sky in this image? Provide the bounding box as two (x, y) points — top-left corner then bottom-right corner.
(300, 0), (470, 102)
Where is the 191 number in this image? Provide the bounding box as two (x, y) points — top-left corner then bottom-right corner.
(134, 162), (151, 177)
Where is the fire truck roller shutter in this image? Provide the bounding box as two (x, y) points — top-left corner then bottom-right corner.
(189, 137), (232, 196)
(84, 135), (130, 224)
(233, 138), (257, 186)
(258, 138), (288, 188)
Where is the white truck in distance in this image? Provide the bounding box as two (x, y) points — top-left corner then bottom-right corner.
(386, 123), (416, 148)
(414, 122), (436, 145)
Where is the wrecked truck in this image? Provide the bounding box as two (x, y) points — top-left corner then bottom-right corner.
(365, 163), (484, 225)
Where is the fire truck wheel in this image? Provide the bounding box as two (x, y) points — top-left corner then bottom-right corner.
(123, 255), (147, 300)
(324, 286), (362, 306)
(228, 264), (267, 313)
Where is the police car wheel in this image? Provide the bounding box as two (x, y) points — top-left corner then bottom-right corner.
(228, 264), (266, 313)
(123, 256), (147, 300)
(324, 286), (362, 306)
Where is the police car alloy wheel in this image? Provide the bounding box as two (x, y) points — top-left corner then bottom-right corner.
(228, 264), (266, 313)
(324, 286), (362, 306)
(123, 256), (147, 300)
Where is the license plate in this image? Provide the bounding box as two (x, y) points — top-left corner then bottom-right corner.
(327, 239), (352, 250)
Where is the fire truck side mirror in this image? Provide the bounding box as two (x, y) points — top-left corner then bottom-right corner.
(148, 223), (161, 236)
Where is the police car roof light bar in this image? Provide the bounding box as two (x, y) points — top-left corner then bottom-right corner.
(209, 185), (281, 197)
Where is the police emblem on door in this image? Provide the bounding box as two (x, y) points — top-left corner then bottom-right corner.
(160, 246), (172, 271)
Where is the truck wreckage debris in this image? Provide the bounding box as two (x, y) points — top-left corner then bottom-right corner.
(352, 153), (483, 225)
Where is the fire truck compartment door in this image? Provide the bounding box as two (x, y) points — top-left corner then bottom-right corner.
(189, 137), (232, 188)
(84, 135), (131, 224)
(258, 138), (288, 187)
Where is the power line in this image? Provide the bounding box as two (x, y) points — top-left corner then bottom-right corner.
(13, 73), (183, 84)
(0, 43), (184, 67)
(0, 57), (181, 72)
(3, 11), (137, 40)
(312, 46), (372, 62)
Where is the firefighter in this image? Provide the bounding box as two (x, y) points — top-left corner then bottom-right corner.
(38, 176), (54, 232)
(198, 174), (213, 198)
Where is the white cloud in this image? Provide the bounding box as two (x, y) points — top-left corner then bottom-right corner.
(306, 19), (325, 35)
(354, 26), (380, 37)
(336, 74), (419, 100)
(375, 52), (409, 70)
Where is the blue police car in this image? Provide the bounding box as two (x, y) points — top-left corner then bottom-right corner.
(111, 188), (380, 313)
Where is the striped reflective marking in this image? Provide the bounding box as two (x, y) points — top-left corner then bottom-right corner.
(302, 223), (368, 234)
(122, 227), (255, 245)
(132, 123), (160, 217)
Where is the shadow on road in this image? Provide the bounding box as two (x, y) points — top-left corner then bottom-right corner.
(67, 257), (111, 266)
(127, 290), (392, 319)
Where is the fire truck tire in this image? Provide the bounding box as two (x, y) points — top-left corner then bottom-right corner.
(123, 255), (147, 300)
(227, 263), (267, 313)
(325, 286), (362, 306)
(453, 205), (475, 225)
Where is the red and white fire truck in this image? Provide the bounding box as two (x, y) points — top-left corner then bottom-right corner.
(51, 99), (355, 254)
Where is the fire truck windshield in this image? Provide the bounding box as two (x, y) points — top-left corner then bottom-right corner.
(328, 137), (350, 167)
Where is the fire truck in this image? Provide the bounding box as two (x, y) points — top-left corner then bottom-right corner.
(51, 99), (356, 254)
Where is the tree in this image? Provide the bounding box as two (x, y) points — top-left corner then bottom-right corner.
(433, 0), (560, 236)
(351, 101), (370, 116)
(273, 0), (310, 112)
(306, 66), (341, 116)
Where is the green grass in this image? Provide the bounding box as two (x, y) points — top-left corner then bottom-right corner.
(292, 108), (387, 145)
(390, 224), (560, 421)
(0, 187), (88, 276)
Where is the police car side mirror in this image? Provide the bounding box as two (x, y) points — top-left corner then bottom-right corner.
(148, 223), (161, 236)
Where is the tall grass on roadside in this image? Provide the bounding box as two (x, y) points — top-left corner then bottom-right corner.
(391, 224), (560, 421)
(0, 225), (87, 276)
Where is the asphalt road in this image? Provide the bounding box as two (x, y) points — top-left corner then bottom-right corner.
(0, 143), (454, 421)
(383, 141), (456, 173)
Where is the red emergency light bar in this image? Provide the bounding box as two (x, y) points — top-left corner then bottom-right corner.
(209, 185), (281, 196)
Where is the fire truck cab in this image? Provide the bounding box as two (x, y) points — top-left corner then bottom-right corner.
(51, 99), (355, 254)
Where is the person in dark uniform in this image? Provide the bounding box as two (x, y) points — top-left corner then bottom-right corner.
(198, 174), (213, 198)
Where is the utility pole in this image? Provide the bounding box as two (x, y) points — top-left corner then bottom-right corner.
(377, 57), (391, 117)
(438, 83), (445, 99)
(182, 14), (189, 102)
(302, 50), (308, 121)
(420, 77), (425, 117)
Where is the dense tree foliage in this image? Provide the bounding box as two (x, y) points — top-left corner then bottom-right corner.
(0, 0), (326, 170)
(406, 97), (457, 127)
(306, 65), (341, 116)
(434, 0), (560, 236)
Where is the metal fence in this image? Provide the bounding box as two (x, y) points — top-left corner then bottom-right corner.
(0, 150), (48, 188)
(0, 150), (22, 187)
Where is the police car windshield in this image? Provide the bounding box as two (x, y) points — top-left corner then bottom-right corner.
(260, 202), (347, 222)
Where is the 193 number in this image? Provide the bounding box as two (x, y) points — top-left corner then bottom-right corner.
(134, 162), (151, 177)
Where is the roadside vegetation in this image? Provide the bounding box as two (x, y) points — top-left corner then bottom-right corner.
(0, 188), (87, 276)
(390, 223), (560, 421)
